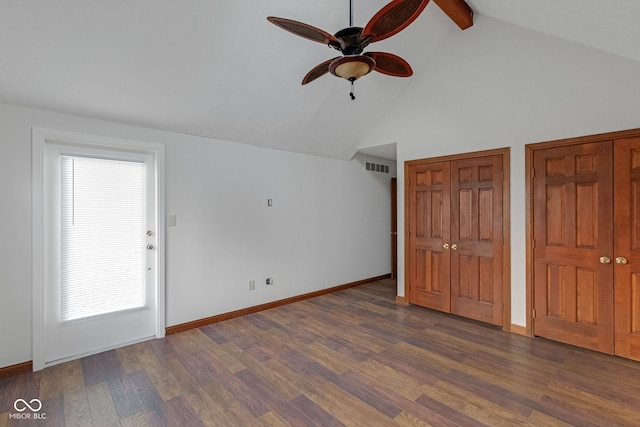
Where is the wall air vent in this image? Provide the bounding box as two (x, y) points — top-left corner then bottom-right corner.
(365, 162), (390, 174)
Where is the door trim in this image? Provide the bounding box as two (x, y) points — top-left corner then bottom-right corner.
(404, 147), (511, 330)
(31, 127), (166, 371)
(525, 127), (640, 338)
(391, 177), (398, 279)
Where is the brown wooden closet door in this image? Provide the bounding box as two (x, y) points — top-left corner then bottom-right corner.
(407, 162), (451, 312)
(450, 155), (504, 325)
(533, 141), (615, 354)
(614, 137), (640, 361)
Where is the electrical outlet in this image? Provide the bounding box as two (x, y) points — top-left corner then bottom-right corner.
(249, 280), (255, 290)
(266, 277), (273, 285)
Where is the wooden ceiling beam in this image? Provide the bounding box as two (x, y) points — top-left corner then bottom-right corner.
(433, 0), (474, 30)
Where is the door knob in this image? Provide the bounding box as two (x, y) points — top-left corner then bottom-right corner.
(146, 244), (154, 250)
(451, 244), (458, 251)
(599, 256), (611, 264)
(443, 243), (449, 249)
(615, 256), (628, 265)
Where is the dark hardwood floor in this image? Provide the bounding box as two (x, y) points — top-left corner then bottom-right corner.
(2, 279), (640, 426)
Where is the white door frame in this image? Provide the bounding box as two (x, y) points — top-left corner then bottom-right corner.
(32, 127), (165, 371)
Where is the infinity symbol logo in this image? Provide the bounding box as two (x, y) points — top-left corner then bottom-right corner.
(14, 398), (42, 412)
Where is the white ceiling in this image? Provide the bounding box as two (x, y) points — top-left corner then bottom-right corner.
(468, 0), (640, 64)
(1, 1), (639, 161)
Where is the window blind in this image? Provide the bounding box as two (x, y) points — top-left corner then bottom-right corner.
(59, 155), (146, 321)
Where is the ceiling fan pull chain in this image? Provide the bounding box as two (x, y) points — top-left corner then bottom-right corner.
(350, 80), (356, 100)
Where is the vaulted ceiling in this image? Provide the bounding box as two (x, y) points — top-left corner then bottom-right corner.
(1, 1), (639, 160)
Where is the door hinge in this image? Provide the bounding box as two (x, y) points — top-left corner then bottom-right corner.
(532, 308), (536, 319)
(532, 239), (536, 248)
(531, 168), (535, 178)
(407, 179), (411, 187)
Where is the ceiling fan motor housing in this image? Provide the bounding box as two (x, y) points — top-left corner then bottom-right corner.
(332, 27), (372, 55)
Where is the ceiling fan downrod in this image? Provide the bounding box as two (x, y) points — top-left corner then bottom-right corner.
(349, 0), (354, 27)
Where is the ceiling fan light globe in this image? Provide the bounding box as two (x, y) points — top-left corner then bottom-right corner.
(329, 56), (376, 81)
(335, 61), (370, 80)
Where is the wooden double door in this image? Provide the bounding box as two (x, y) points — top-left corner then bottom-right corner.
(406, 150), (506, 326)
(531, 135), (640, 360)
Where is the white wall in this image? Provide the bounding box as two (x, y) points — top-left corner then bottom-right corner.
(0, 103), (392, 368)
(361, 15), (640, 327)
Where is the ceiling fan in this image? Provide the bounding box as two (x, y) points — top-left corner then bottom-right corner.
(267, 0), (430, 99)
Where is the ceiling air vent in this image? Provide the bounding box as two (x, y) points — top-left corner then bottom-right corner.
(365, 162), (389, 174)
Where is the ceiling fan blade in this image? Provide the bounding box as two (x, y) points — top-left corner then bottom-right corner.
(302, 57), (340, 85)
(364, 52), (413, 77)
(362, 0), (430, 42)
(267, 17), (339, 45)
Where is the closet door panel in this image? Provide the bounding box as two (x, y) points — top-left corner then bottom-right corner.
(450, 155), (503, 325)
(408, 162), (451, 312)
(614, 137), (640, 361)
(532, 142), (614, 353)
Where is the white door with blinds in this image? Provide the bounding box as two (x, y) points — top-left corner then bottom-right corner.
(34, 130), (164, 369)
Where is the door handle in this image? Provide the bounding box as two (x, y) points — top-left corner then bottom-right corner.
(615, 256), (628, 265)
(146, 244), (154, 250)
(443, 243), (449, 249)
(599, 256), (611, 264)
(451, 244), (458, 251)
